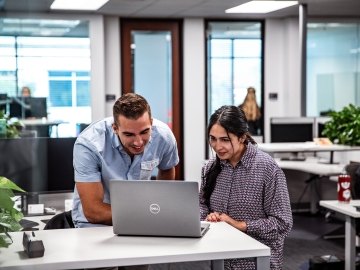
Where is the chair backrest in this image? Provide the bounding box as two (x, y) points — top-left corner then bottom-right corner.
(345, 161), (360, 199)
(44, 210), (74, 230)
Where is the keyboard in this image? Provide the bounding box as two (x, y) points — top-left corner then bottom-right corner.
(20, 218), (39, 230)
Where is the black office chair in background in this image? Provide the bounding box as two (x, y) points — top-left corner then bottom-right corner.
(44, 210), (74, 230)
(346, 162), (360, 232)
(346, 162), (360, 201)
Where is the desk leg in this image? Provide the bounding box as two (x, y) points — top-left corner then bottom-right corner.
(309, 176), (318, 214)
(256, 256), (270, 270)
(211, 260), (224, 270)
(345, 216), (356, 270)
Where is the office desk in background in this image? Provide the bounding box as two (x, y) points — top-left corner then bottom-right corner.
(259, 142), (360, 164)
(0, 222), (270, 270)
(275, 157), (345, 214)
(319, 200), (360, 270)
(21, 119), (66, 137)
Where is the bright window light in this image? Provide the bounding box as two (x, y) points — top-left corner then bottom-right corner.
(226, 1), (298, 14)
(51, 0), (109, 10)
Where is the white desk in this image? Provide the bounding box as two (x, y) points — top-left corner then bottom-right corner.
(259, 142), (360, 164)
(0, 222), (270, 270)
(276, 158), (345, 176)
(21, 119), (66, 137)
(275, 157), (345, 213)
(319, 200), (360, 270)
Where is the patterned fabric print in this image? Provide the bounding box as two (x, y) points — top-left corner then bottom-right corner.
(200, 143), (293, 270)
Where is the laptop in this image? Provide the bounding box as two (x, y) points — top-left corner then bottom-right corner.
(110, 180), (210, 238)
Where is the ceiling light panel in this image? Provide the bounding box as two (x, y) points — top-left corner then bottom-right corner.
(226, 1), (298, 14)
(51, 0), (109, 11)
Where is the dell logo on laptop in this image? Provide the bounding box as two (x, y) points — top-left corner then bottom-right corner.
(149, 203), (160, 214)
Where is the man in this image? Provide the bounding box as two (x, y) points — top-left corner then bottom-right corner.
(72, 93), (179, 228)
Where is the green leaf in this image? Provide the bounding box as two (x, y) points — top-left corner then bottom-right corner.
(0, 212), (23, 232)
(0, 176), (25, 192)
(322, 104), (360, 146)
(0, 176), (25, 248)
(0, 234), (11, 248)
(0, 190), (15, 211)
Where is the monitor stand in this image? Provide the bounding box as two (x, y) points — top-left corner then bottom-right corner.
(21, 192), (40, 216)
(280, 152), (306, 161)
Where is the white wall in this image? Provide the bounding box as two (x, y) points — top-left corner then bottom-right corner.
(104, 16), (121, 118)
(264, 17), (301, 142)
(183, 19), (206, 182)
(89, 15), (106, 122)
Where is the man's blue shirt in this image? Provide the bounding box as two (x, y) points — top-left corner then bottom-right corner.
(72, 117), (179, 227)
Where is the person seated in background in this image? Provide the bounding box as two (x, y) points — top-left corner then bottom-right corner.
(240, 87), (261, 135)
(200, 105), (293, 270)
(21, 86), (31, 97)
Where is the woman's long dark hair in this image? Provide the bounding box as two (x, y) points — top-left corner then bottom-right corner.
(203, 105), (256, 207)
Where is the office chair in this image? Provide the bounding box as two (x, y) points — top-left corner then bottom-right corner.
(346, 162), (360, 232)
(44, 210), (74, 230)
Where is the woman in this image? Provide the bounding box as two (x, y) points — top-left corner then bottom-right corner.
(240, 87), (261, 135)
(21, 86), (31, 97)
(200, 105), (292, 270)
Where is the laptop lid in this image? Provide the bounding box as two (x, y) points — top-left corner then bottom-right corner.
(110, 180), (209, 238)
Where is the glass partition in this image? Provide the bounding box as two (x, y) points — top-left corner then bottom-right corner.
(0, 18), (91, 137)
(206, 21), (264, 136)
(307, 22), (360, 116)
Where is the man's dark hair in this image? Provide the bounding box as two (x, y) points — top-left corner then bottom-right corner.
(113, 93), (152, 124)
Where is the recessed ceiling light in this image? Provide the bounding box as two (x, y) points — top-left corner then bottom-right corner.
(51, 0), (109, 11)
(226, 1), (298, 14)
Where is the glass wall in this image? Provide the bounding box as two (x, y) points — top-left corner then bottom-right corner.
(0, 18), (91, 137)
(206, 21), (263, 135)
(307, 22), (360, 116)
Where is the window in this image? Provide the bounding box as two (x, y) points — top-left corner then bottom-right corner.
(49, 71), (90, 107)
(0, 18), (90, 137)
(206, 21), (264, 135)
(307, 22), (360, 116)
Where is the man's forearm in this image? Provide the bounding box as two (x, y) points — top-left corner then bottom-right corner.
(157, 167), (176, 180)
(83, 202), (112, 225)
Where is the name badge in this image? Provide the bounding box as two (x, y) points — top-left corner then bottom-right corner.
(141, 159), (159, 171)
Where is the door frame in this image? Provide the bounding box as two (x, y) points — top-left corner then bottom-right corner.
(120, 19), (183, 179)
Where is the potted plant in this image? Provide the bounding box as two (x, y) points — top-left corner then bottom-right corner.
(0, 110), (22, 138)
(0, 176), (25, 248)
(322, 104), (360, 146)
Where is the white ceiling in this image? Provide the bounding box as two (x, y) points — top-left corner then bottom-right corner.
(1, 0), (360, 19)
(1, 0), (359, 37)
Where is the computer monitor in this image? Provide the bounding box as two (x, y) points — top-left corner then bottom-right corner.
(29, 97), (47, 118)
(9, 97), (47, 118)
(9, 97), (31, 118)
(270, 117), (314, 143)
(0, 93), (7, 113)
(315, 117), (331, 138)
(0, 137), (76, 196)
